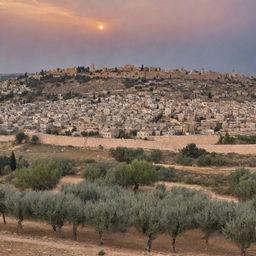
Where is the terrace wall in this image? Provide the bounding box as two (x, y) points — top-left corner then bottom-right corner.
(0, 133), (255, 154)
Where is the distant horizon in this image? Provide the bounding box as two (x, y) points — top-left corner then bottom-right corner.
(1, 63), (254, 77)
(1, 0), (256, 75)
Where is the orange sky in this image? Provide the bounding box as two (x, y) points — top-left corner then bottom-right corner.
(0, 0), (255, 74)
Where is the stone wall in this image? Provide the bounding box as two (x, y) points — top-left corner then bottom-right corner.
(0, 133), (255, 155)
(0, 135), (15, 142)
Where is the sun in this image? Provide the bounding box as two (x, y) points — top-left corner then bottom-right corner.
(98, 25), (104, 30)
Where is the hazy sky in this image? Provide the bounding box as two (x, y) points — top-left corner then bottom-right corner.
(0, 0), (255, 74)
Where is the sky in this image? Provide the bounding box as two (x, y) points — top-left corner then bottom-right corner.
(0, 0), (256, 75)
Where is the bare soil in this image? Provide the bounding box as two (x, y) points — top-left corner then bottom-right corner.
(1, 217), (256, 256)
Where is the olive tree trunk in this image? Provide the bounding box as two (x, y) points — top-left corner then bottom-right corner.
(98, 231), (104, 245)
(72, 223), (77, 241)
(147, 234), (153, 253)
(2, 214), (6, 225)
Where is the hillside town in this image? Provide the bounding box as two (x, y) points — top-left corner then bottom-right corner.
(0, 65), (256, 138)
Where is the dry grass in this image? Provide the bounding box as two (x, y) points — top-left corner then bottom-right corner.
(0, 142), (113, 164)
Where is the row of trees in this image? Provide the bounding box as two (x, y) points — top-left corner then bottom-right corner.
(0, 182), (256, 255)
(84, 160), (256, 202)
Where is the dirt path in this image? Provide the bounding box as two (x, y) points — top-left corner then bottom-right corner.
(0, 233), (86, 254)
(0, 232), (146, 256)
(157, 163), (242, 174)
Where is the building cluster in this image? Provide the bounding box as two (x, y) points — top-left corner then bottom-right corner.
(0, 65), (256, 138)
(0, 92), (256, 138)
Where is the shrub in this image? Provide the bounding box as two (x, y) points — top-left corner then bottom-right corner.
(176, 155), (193, 166)
(0, 155), (10, 175)
(15, 132), (27, 144)
(117, 129), (131, 139)
(65, 130), (72, 136)
(83, 162), (115, 182)
(197, 155), (212, 166)
(98, 250), (106, 255)
(157, 166), (180, 182)
(181, 143), (208, 158)
(218, 133), (236, 144)
(14, 160), (62, 190)
(149, 149), (163, 163)
(16, 156), (29, 169)
(46, 127), (59, 135)
(110, 147), (146, 163)
(227, 169), (256, 201)
(84, 159), (96, 164)
(51, 157), (77, 176)
(31, 135), (39, 144)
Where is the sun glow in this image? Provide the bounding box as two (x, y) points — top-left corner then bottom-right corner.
(98, 25), (104, 30)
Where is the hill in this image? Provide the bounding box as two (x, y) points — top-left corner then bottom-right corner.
(0, 65), (256, 136)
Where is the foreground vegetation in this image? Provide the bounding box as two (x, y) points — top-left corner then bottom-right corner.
(1, 182), (256, 256)
(2, 142), (256, 255)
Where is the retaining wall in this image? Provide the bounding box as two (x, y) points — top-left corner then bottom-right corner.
(0, 133), (255, 155)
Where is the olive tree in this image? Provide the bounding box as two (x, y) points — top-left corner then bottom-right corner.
(35, 192), (69, 237)
(83, 161), (115, 182)
(223, 203), (256, 256)
(88, 187), (135, 245)
(0, 185), (12, 224)
(196, 200), (235, 246)
(64, 195), (87, 240)
(4, 189), (25, 233)
(62, 181), (102, 202)
(134, 190), (166, 252)
(113, 160), (158, 192)
(162, 187), (209, 252)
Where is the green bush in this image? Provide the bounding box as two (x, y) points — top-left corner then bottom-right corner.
(197, 155), (213, 166)
(51, 157), (77, 176)
(218, 133), (236, 144)
(31, 135), (39, 144)
(181, 143), (208, 158)
(157, 166), (180, 182)
(0, 155), (10, 175)
(227, 169), (256, 201)
(110, 147), (146, 163)
(14, 160), (62, 190)
(84, 159), (96, 164)
(111, 160), (159, 191)
(176, 155), (193, 166)
(197, 155), (226, 167)
(15, 132), (27, 144)
(82, 162), (115, 182)
(149, 149), (163, 163)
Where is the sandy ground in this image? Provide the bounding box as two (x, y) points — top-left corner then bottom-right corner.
(0, 217), (256, 256)
(157, 163), (238, 174)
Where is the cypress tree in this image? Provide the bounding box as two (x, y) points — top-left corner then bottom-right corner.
(10, 151), (16, 171)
